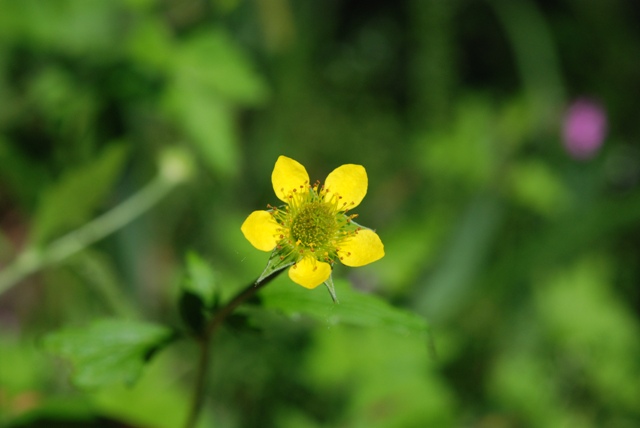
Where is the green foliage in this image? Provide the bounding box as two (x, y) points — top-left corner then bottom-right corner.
(1, 0), (640, 426)
(179, 252), (220, 335)
(44, 319), (175, 389)
(302, 327), (455, 428)
(262, 278), (429, 336)
(164, 29), (269, 178)
(508, 159), (570, 216)
(183, 251), (219, 307)
(88, 347), (214, 428)
(30, 144), (129, 246)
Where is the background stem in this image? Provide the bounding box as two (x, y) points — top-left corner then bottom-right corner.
(0, 175), (178, 297)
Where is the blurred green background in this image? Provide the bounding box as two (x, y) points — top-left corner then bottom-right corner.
(1, 0), (640, 427)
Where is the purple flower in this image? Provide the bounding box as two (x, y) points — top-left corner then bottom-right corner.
(562, 98), (608, 160)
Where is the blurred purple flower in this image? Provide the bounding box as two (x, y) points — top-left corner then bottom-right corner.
(562, 98), (608, 160)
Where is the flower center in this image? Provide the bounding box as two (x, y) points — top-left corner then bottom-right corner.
(290, 202), (337, 250)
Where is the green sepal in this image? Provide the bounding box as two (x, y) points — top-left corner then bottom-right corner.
(323, 274), (339, 303)
(256, 246), (297, 284)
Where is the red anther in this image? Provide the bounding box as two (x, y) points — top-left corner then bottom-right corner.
(280, 234), (284, 239)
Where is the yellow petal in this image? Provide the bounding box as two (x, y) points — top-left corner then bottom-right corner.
(272, 156), (310, 203)
(240, 210), (280, 251)
(338, 229), (384, 267)
(324, 164), (367, 210)
(288, 257), (332, 289)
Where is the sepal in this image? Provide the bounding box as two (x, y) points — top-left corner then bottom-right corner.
(256, 246), (298, 284)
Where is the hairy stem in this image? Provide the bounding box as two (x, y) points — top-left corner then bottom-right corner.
(183, 270), (283, 428)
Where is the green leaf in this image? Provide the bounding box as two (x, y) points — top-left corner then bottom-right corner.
(508, 160), (570, 217)
(183, 251), (219, 307)
(174, 29), (269, 105)
(163, 28), (268, 177)
(44, 319), (175, 389)
(261, 278), (429, 336)
(164, 82), (238, 177)
(31, 144), (129, 245)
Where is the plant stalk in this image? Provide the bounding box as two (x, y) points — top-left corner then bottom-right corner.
(183, 270), (282, 428)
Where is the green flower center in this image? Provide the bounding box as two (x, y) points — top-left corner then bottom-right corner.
(290, 202), (337, 250)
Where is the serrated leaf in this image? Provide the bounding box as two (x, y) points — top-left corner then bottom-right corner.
(31, 144), (129, 245)
(44, 319), (174, 389)
(261, 279), (429, 336)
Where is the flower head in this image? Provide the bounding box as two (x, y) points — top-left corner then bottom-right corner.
(241, 156), (384, 295)
(562, 98), (608, 160)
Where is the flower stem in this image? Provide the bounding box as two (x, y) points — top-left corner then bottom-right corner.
(183, 270), (283, 428)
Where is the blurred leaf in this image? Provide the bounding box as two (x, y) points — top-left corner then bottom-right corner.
(302, 327), (456, 427)
(164, 82), (239, 177)
(30, 144), (128, 245)
(179, 291), (207, 336)
(420, 98), (497, 189)
(90, 346), (214, 428)
(0, 0), (121, 54)
(163, 28), (268, 177)
(183, 251), (219, 307)
(174, 29), (269, 105)
(44, 319), (174, 389)
(415, 193), (502, 322)
(535, 258), (640, 412)
(261, 278), (429, 336)
(126, 16), (174, 70)
(508, 159), (570, 216)
(489, 351), (569, 426)
(0, 334), (52, 393)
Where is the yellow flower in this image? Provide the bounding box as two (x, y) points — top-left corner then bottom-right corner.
(241, 156), (384, 292)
